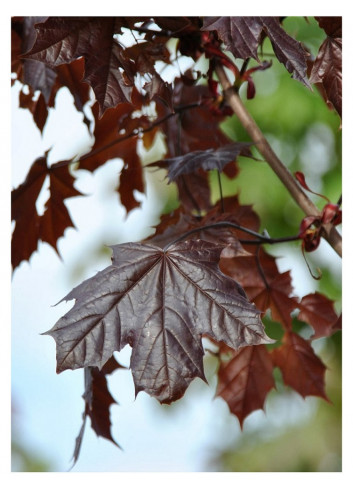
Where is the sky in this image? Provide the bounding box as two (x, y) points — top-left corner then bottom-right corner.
(4, 3), (353, 487)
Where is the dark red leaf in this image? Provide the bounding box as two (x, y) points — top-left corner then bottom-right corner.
(143, 73), (173, 110)
(49, 58), (91, 128)
(217, 345), (275, 427)
(11, 155), (48, 269)
(202, 17), (310, 87)
(72, 356), (124, 466)
(19, 88), (48, 133)
(148, 142), (253, 182)
(156, 78), (231, 158)
(298, 292), (341, 339)
(310, 18), (341, 117)
(153, 17), (201, 36)
(315, 17), (342, 39)
(39, 162), (83, 254)
(79, 102), (144, 213)
(11, 156), (83, 270)
(271, 332), (328, 401)
(147, 203), (249, 259)
(125, 39), (171, 75)
(44, 239), (273, 404)
(221, 249), (298, 330)
(295, 171), (330, 202)
(23, 17), (134, 116)
(20, 17), (57, 102)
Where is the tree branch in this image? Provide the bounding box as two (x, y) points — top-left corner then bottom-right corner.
(215, 64), (342, 258)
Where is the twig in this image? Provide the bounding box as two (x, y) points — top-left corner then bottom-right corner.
(163, 220), (300, 251)
(215, 63), (342, 258)
(53, 102), (201, 169)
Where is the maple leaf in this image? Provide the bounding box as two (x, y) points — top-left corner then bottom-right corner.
(156, 78), (231, 157)
(44, 239), (273, 404)
(19, 87), (48, 133)
(39, 162), (83, 254)
(148, 142), (253, 182)
(202, 17), (310, 87)
(217, 344), (275, 427)
(11, 155), (82, 270)
(154, 78), (232, 212)
(72, 356), (124, 466)
(11, 155), (48, 269)
(271, 332), (328, 401)
(310, 17), (342, 117)
(22, 17), (135, 116)
(19, 17), (57, 103)
(49, 58), (91, 128)
(221, 249), (298, 330)
(298, 292), (341, 339)
(147, 203), (249, 259)
(79, 102), (144, 213)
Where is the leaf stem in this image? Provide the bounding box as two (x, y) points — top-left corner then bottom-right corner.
(215, 64), (342, 258)
(163, 220), (300, 250)
(217, 170), (225, 213)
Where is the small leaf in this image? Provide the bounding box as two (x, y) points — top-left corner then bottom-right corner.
(298, 292), (341, 339)
(11, 155), (48, 269)
(217, 344), (275, 427)
(79, 102), (144, 213)
(11, 156), (83, 270)
(72, 356), (124, 466)
(221, 249), (298, 330)
(310, 17), (342, 117)
(45, 239), (273, 404)
(148, 142), (253, 182)
(271, 332), (328, 401)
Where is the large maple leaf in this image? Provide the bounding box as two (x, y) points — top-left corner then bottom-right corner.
(45, 239), (273, 404)
(202, 17), (310, 87)
(22, 17), (135, 116)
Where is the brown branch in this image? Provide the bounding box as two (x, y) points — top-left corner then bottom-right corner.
(215, 64), (342, 258)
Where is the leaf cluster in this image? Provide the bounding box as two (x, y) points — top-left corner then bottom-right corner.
(11, 16), (342, 464)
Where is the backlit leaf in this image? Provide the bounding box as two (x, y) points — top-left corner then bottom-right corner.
(298, 292), (341, 339)
(271, 332), (328, 400)
(11, 155), (48, 269)
(79, 102), (144, 213)
(221, 249), (298, 329)
(217, 344), (275, 427)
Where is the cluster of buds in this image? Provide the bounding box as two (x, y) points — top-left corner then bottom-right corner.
(296, 171), (342, 252)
